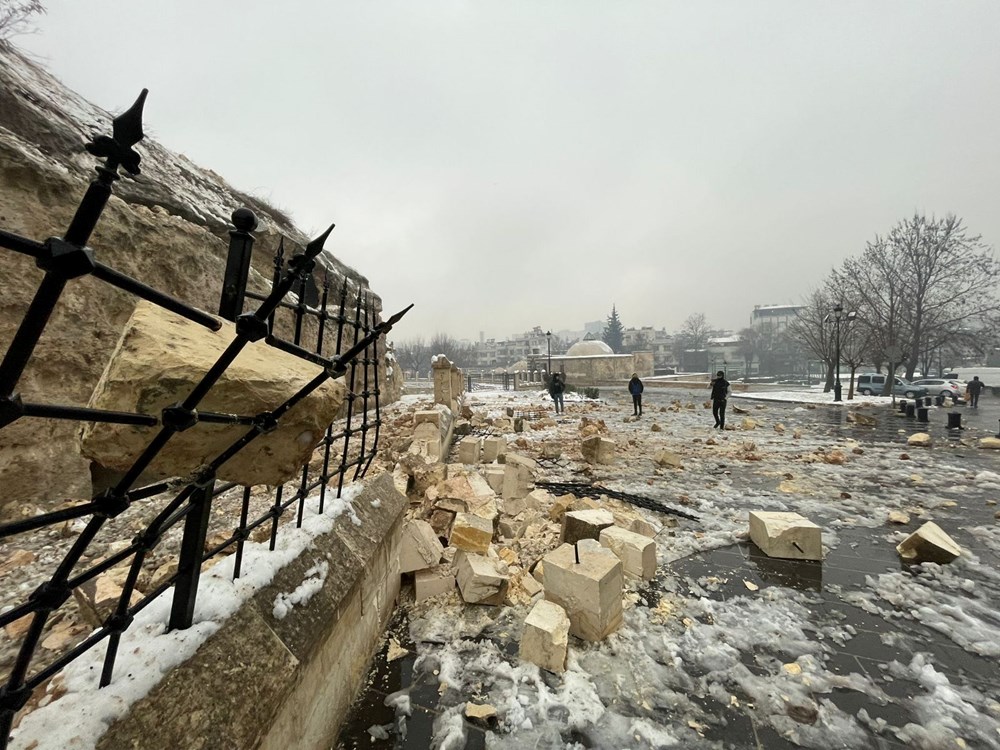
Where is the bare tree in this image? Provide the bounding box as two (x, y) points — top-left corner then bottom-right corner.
(786, 288), (838, 391)
(674, 313), (711, 371)
(887, 214), (1000, 378)
(737, 328), (758, 379)
(0, 0), (45, 39)
(428, 333), (476, 369)
(393, 337), (430, 377)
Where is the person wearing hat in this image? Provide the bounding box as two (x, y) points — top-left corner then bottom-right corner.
(710, 370), (730, 428)
(628, 373), (644, 416)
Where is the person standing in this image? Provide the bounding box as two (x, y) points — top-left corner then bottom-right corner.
(967, 376), (984, 408)
(628, 373), (644, 416)
(549, 372), (565, 415)
(710, 370), (729, 429)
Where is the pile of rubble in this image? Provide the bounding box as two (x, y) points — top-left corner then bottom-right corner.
(392, 406), (659, 674)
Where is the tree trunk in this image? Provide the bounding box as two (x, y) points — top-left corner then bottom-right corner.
(823, 362), (834, 392)
(848, 365), (857, 399)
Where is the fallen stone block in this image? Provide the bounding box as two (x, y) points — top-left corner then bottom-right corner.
(481, 466), (505, 493)
(482, 437), (506, 463)
(908, 433), (932, 447)
(748, 511), (823, 561)
(450, 512), (494, 553)
(459, 436), (482, 464)
(547, 495), (575, 521)
(653, 450), (683, 469)
(741, 418), (757, 430)
(561, 508), (615, 545)
(399, 519), (445, 573)
(428, 509), (455, 540)
(629, 517), (657, 538)
(413, 410), (442, 427)
(896, 521), (961, 564)
(73, 571), (142, 628)
(519, 599), (570, 673)
(599, 526), (657, 580)
(979, 437), (1000, 450)
(498, 516), (528, 539)
(502, 461), (534, 500)
(456, 552), (509, 605)
(543, 543), (623, 641)
(581, 435), (617, 464)
(414, 565), (456, 601)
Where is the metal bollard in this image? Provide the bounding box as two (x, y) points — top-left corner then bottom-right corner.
(917, 407), (929, 423)
(925, 396), (934, 408)
(899, 400), (907, 413)
(905, 402), (916, 418)
(935, 394), (944, 406)
(947, 412), (962, 430)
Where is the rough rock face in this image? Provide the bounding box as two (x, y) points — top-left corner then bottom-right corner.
(80, 301), (346, 486)
(0, 43), (395, 509)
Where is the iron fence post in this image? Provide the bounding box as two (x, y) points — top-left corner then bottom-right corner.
(168, 477), (215, 630)
(218, 208), (258, 320)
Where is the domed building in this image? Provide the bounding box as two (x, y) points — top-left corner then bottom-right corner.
(531, 338), (653, 386)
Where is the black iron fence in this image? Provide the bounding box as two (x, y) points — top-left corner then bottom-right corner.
(0, 90), (409, 746)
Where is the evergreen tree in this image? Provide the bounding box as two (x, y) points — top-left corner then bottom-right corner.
(602, 305), (624, 352)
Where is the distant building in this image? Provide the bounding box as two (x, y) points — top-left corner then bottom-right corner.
(751, 304), (803, 332)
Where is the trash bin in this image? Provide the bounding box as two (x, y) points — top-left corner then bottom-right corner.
(947, 412), (962, 430)
(935, 394), (944, 407)
(905, 403), (916, 418)
(899, 400), (907, 413)
(917, 407), (929, 423)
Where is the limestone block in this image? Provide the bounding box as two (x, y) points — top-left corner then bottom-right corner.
(498, 516), (528, 539)
(520, 571), (543, 597)
(519, 599), (570, 673)
(413, 422), (440, 441)
(502, 462), (534, 500)
(581, 435), (616, 464)
(437, 474), (495, 507)
(414, 565), (456, 601)
(908, 433), (932, 447)
(428, 509), (455, 540)
(896, 521), (961, 564)
(399, 520), (444, 573)
(432, 357), (454, 406)
(547, 495), (575, 521)
(506, 452), (539, 472)
(73, 570), (142, 628)
(543, 543), (623, 641)
(748, 511), (823, 561)
(599, 527), (657, 580)
(81, 301), (346, 486)
(408, 437), (441, 461)
(978, 437), (1000, 450)
(482, 466), (505, 494)
(561, 509), (616, 545)
(456, 552), (509, 605)
(524, 489), (553, 510)
(413, 410), (441, 427)
(450, 512), (494, 553)
(459, 437), (482, 464)
(468, 497), (499, 526)
(482, 437), (506, 463)
(629, 518), (657, 538)
(654, 451), (683, 469)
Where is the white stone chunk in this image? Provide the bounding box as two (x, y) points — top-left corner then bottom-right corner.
(543, 543), (623, 641)
(748, 511), (823, 561)
(896, 521), (961, 564)
(456, 552), (509, 605)
(581, 435), (617, 464)
(502, 461), (534, 500)
(414, 565), (456, 601)
(459, 436), (482, 464)
(413, 410), (441, 427)
(629, 518), (658, 538)
(561, 508), (616, 545)
(399, 520), (445, 573)
(481, 466), (506, 493)
(482, 437), (506, 463)
(519, 599), (570, 673)
(600, 526), (657, 580)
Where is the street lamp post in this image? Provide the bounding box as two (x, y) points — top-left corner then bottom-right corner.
(833, 304), (843, 402)
(545, 331), (552, 381)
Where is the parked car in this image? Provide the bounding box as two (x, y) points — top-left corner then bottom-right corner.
(856, 374), (929, 398)
(912, 378), (964, 400)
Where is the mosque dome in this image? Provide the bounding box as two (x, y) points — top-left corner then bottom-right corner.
(566, 340), (615, 356)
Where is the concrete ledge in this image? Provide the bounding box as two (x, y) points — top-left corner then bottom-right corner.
(96, 471), (406, 750)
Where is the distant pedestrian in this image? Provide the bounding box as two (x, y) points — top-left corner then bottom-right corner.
(549, 372), (565, 414)
(628, 373), (644, 416)
(710, 370), (730, 429)
(967, 376), (984, 408)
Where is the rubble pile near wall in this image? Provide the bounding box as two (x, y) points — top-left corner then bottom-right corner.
(383, 393), (661, 672)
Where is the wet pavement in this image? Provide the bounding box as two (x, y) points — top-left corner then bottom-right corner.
(336, 388), (1000, 749)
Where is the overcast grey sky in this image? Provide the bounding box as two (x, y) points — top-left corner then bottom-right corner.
(16, 1), (1000, 342)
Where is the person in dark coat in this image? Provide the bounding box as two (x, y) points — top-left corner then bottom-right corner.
(710, 370), (729, 429)
(967, 376), (984, 408)
(549, 372), (565, 414)
(628, 373), (644, 416)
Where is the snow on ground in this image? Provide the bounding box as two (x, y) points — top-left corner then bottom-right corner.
(10, 484), (367, 750)
(344, 385), (1000, 750)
